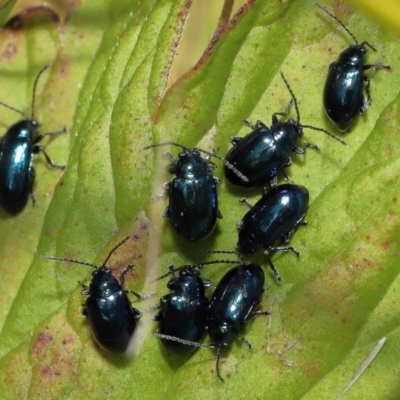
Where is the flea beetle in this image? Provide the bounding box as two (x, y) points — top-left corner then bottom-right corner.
(0, 65), (66, 214)
(42, 236), (143, 353)
(316, 3), (390, 131)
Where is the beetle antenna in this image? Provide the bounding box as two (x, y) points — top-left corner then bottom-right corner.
(31, 64), (50, 120)
(196, 259), (245, 267)
(144, 142), (248, 182)
(193, 147), (249, 182)
(153, 264), (188, 281)
(144, 142), (187, 151)
(154, 260), (245, 281)
(315, 3), (358, 45)
(155, 333), (215, 350)
(101, 235), (131, 267)
(40, 255), (98, 269)
(0, 101), (29, 119)
(216, 347), (224, 382)
(279, 72), (300, 123)
(302, 125), (347, 145)
(202, 249), (238, 255)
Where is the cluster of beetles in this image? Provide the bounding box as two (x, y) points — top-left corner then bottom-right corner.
(0, 3), (391, 382)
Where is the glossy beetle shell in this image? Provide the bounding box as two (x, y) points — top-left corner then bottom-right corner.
(237, 183), (309, 256)
(207, 264), (265, 350)
(82, 267), (141, 353)
(0, 120), (38, 214)
(155, 268), (209, 354)
(165, 150), (221, 241)
(225, 121), (300, 188)
(324, 45), (367, 131)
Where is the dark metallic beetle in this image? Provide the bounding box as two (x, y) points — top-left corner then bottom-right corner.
(154, 264), (211, 354)
(207, 263), (268, 382)
(316, 3), (390, 131)
(224, 72), (346, 188)
(144, 142), (247, 241)
(42, 236), (142, 353)
(157, 262), (268, 382)
(237, 183), (309, 281)
(0, 65), (66, 214)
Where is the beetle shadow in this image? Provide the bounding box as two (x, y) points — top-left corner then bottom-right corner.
(0, 208), (21, 219)
(170, 228), (221, 264)
(224, 181), (263, 199)
(157, 340), (201, 371)
(97, 348), (133, 368)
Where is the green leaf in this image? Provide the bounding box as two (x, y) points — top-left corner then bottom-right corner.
(0, 0), (399, 399)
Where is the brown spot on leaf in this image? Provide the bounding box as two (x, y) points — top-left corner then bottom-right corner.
(32, 329), (54, 357)
(1, 43), (17, 59)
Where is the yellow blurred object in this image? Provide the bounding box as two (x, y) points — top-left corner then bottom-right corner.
(0, 0), (13, 12)
(348, 0), (400, 35)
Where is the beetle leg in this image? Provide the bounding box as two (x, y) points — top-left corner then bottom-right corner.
(230, 136), (242, 145)
(213, 176), (220, 184)
(263, 255), (282, 282)
(153, 311), (163, 321)
(262, 186), (271, 196)
(272, 98), (294, 124)
(201, 278), (214, 289)
(363, 74), (372, 108)
(148, 295), (169, 313)
(132, 307), (142, 319)
(34, 126), (67, 144)
(282, 219), (307, 242)
(163, 151), (177, 162)
(269, 174), (278, 187)
(303, 143), (320, 151)
(362, 62), (391, 72)
(239, 198), (253, 209)
(236, 220), (244, 230)
(281, 159), (292, 181)
(247, 310), (270, 322)
(281, 170), (290, 182)
(293, 146), (304, 155)
(217, 209), (223, 219)
(255, 120), (267, 129)
(243, 119), (256, 130)
(81, 304), (88, 317)
(163, 205), (171, 218)
(207, 160), (217, 173)
(216, 347), (225, 382)
(162, 181), (171, 191)
(233, 330), (253, 350)
(80, 288), (89, 296)
(282, 229), (295, 244)
(270, 245), (300, 257)
(29, 167), (37, 205)
(360, 95), (368, 114)
(79, 280), (88, 290)
(33, 145), (66, 170)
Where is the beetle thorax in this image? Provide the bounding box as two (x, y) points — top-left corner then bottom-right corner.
(339, 45), (366, 67)
(175, 273), (204, 298)
(5, 119), (39, 141)
(175, 152), (208, 179)
(89, 267), (121, 297)
(209, 323), (232, 348)
(272, 121), (302, 145)
(237, 230), (260, 256)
